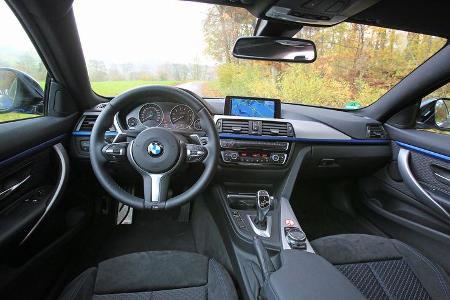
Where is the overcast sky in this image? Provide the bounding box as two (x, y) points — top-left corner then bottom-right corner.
(0, 1), (36, 51)
(73, 0), (216, 66)
(0, 0), (218, 66)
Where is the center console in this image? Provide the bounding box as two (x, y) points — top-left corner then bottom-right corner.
(209, 96), (366, 299)
(217, 96), (294, 167)
(212, 97), (313, 253)
(221, 187), (314, 252)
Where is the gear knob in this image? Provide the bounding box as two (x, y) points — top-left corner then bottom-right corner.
(256, 190), (271, 225)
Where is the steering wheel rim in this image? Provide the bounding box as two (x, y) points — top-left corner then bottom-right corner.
(90, 86), (219, 210)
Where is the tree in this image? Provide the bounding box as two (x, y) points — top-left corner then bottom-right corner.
(203, 5), (255, 63)
(87, 60), (108, 81)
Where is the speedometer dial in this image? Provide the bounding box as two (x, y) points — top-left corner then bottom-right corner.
(138, 103), (163, 127)
(170, 104), (195, 129)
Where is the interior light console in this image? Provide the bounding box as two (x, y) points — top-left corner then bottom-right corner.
(265, 0), (380, 26)
(218, 96), (293, 166)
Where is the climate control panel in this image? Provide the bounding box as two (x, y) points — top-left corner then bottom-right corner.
(221, 150), (287, 164)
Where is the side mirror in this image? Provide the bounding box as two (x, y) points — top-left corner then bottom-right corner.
(233, 36), (317, 63)
(434, 99), (450, 130)
(0, 68), (44, 114)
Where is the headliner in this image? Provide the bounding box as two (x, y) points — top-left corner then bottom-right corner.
(187, 0), (450, 38)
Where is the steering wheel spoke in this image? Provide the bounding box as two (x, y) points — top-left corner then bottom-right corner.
(101, 142), (129, 162)
(142, 172), (170, 209)
(113, 129), (142, 143)
(186, 143), (208, 163)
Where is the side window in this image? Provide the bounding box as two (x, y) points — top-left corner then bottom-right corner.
(417, 83), (450, 135)
(0, 1), (47, 124)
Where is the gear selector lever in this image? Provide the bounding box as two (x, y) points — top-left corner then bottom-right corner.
(255, 190), (271, 227)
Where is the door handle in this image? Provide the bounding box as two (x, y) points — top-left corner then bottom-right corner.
(435, 172), (450, 183)
(397, 149), (450, 223)
(431, 165), (450, 186)
(0, 174), (31, 201)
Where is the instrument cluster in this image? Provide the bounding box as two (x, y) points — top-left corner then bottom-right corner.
(124, 102), (202, 131)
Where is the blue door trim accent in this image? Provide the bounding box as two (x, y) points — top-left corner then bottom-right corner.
(218, 133), (390, 144)
(396, 141), (450, 163)
(0, 134), (66, 168)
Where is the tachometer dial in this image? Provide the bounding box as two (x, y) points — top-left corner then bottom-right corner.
(138, 103), (163, 127)
(170, 104), (195, 129)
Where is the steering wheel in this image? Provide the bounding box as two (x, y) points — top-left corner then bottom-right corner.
(89, 86), (219, 210)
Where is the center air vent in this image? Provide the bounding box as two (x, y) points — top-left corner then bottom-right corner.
(218, 118), (294, 137)
(221, 119), (250, 134)
(79, 115), (98, 131)
(262, 121), (289, 136)
(366, 124), (387, 139)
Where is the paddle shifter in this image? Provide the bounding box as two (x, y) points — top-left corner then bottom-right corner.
(255, 190), (271, 228)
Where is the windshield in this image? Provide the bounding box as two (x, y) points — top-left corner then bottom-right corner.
(74, 0), (447, 109)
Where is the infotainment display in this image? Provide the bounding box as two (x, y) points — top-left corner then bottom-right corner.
(224, 96), (281, 118)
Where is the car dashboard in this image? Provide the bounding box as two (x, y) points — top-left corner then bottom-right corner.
(72, 96), (391, 176)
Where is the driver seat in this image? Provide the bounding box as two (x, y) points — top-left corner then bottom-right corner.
(59, 251), (238, 300)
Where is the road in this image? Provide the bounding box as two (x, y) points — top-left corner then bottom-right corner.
(176, 81), (206, 96)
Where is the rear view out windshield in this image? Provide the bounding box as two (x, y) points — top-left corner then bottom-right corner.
(73, 0), (447, 109)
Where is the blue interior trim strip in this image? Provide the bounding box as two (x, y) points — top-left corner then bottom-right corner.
(72, 131), (117, 137)
(396, 141), (450, 163)
(0, 134), (66, 169)
(219, 133), (389, 144)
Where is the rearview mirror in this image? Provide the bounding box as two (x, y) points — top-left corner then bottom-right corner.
(233, 36), (317, 63)
(435, 98), (450, 130)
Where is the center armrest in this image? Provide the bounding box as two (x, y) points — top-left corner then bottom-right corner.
(263, 250), (364, 300)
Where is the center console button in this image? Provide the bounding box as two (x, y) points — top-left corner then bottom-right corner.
(287, 229), (306, 242)
(285, 227), (307, 250)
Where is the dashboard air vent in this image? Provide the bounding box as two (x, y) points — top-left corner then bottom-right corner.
(221, 119), (249, 134)
(95, 103), (108, 110)
(262, 121), (288, 136)
(366, 124), (387, 139)
(79, 115), (98, 131)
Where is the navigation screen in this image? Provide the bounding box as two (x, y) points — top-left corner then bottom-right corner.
(227, 97), (278, 118)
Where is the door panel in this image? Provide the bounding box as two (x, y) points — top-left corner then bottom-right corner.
(0, 115), (77, 162)
(0, 140), (71, 251)
(0, 119), (80, 298)
(386, 125), (450, 158)
(397, 148), (450, 223)
(359, 127), (450, 272)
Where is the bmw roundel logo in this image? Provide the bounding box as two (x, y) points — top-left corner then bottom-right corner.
(147, 142), (163, 157)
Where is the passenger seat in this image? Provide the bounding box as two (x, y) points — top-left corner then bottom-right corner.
(311, 234), (450, 300)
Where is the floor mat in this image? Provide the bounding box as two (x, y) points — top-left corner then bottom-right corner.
(291, 181), (378, 241)
(53, 209), (197, 298)
(97, 210), (197, 261)
(68, 209), (197, 274)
